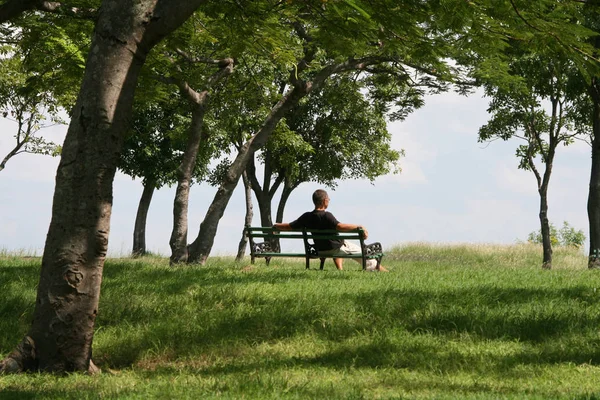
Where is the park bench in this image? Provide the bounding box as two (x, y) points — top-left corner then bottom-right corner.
(245, 226), (384, 270)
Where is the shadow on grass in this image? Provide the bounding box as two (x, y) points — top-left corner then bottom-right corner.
(95, 279), (600, 372)
(0, 389), (40, 400)
(101, 261), (353, 296)
(5, 260), (600, 381)
(0, 265), (38, 352)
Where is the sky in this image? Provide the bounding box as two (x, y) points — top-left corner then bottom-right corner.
(0, 89), (591, 257)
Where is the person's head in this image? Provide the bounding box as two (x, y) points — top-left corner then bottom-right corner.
(312, 189), (330, 209)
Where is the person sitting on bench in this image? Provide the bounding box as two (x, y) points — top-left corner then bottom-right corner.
(273, 189), (388, 272)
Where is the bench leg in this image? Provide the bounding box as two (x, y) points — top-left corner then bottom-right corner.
(266, 256), (271, 266)
(305, 257), (310, 269)
(319, 258), (326, 270)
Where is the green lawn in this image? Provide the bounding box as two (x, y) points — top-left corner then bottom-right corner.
(1, 244), (600, 399)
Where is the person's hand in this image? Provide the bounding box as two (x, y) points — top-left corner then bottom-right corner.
(358, 226), (368, 240)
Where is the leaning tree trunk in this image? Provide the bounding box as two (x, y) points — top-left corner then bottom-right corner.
(235, 171), (253, 261)
(167, 60), (233, 265)
(187, 85), (309, 264)
(0, 0), (206, 374)
(588, 91), (600, 268)
(132, 179), (156, 257)
(169, 103), (206, 264)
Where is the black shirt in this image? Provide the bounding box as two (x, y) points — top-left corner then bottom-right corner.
(289, 210), (342, 251)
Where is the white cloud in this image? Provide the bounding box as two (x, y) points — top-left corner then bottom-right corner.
(378, 159), (428, 185)
(496, 164), (536, 196)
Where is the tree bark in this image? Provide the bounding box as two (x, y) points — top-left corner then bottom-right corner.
(539, 185), (553, 269)
(132, 179), (155, 257)
(0, 0), (206, 374)
(275, 179), (297, 224)
(588, 83), (600, 268)
(235, 171), (253, 261)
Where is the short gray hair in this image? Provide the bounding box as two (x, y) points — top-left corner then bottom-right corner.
(312, 189), (328, 207)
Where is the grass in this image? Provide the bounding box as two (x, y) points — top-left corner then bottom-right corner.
(1, 243), (599, 399)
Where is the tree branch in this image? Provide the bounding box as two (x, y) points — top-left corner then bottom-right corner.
(508, 0), (600, 63)
(36, 1), (97, 20)
(154, 56), (234, 105)
(175, 48), (233, 67)
(268, 174), (284, 199)
(246, 154), (263, 195)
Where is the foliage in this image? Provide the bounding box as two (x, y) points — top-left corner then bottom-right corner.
(0, 54), (63, 164)
(478, 51), (583, 172)
(3, 3), (94, 111)
(527, 221), (586, 248)
(275, 75), (404, 188)
(118, 99), (191, 188)
(1, 244), (599, 398)
(0, 2), (95, 169)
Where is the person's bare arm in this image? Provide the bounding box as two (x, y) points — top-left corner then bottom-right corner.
(336, 223), (368, 240)
(273, 222), (292, 231)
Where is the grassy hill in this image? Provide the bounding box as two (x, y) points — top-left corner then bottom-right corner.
(1, 244), (599, 399)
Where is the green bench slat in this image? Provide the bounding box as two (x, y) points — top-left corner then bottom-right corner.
(257, 253), (382, 258)
(250, 233), (362, 240)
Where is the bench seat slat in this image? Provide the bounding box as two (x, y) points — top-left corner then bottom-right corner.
(257, 253), (383, 258)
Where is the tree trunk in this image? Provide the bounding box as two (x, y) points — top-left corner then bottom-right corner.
(167, 61), (233, 265)
(235, 171), (253, 261)
(539, 186), (553, 269)
(169, 103), (206, 264)
(0, 0), (206, 374)
(132, 180), (155, 257)
(246, 153), (283, 252)
(588, 87), (600, 269)
(245, 155), (274, 228)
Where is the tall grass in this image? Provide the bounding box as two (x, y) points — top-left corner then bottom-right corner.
(1, 244), (599, 399)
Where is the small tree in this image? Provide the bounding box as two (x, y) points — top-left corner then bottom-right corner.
(478, 50), (582, 269)
(527, 221), (585, 249)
